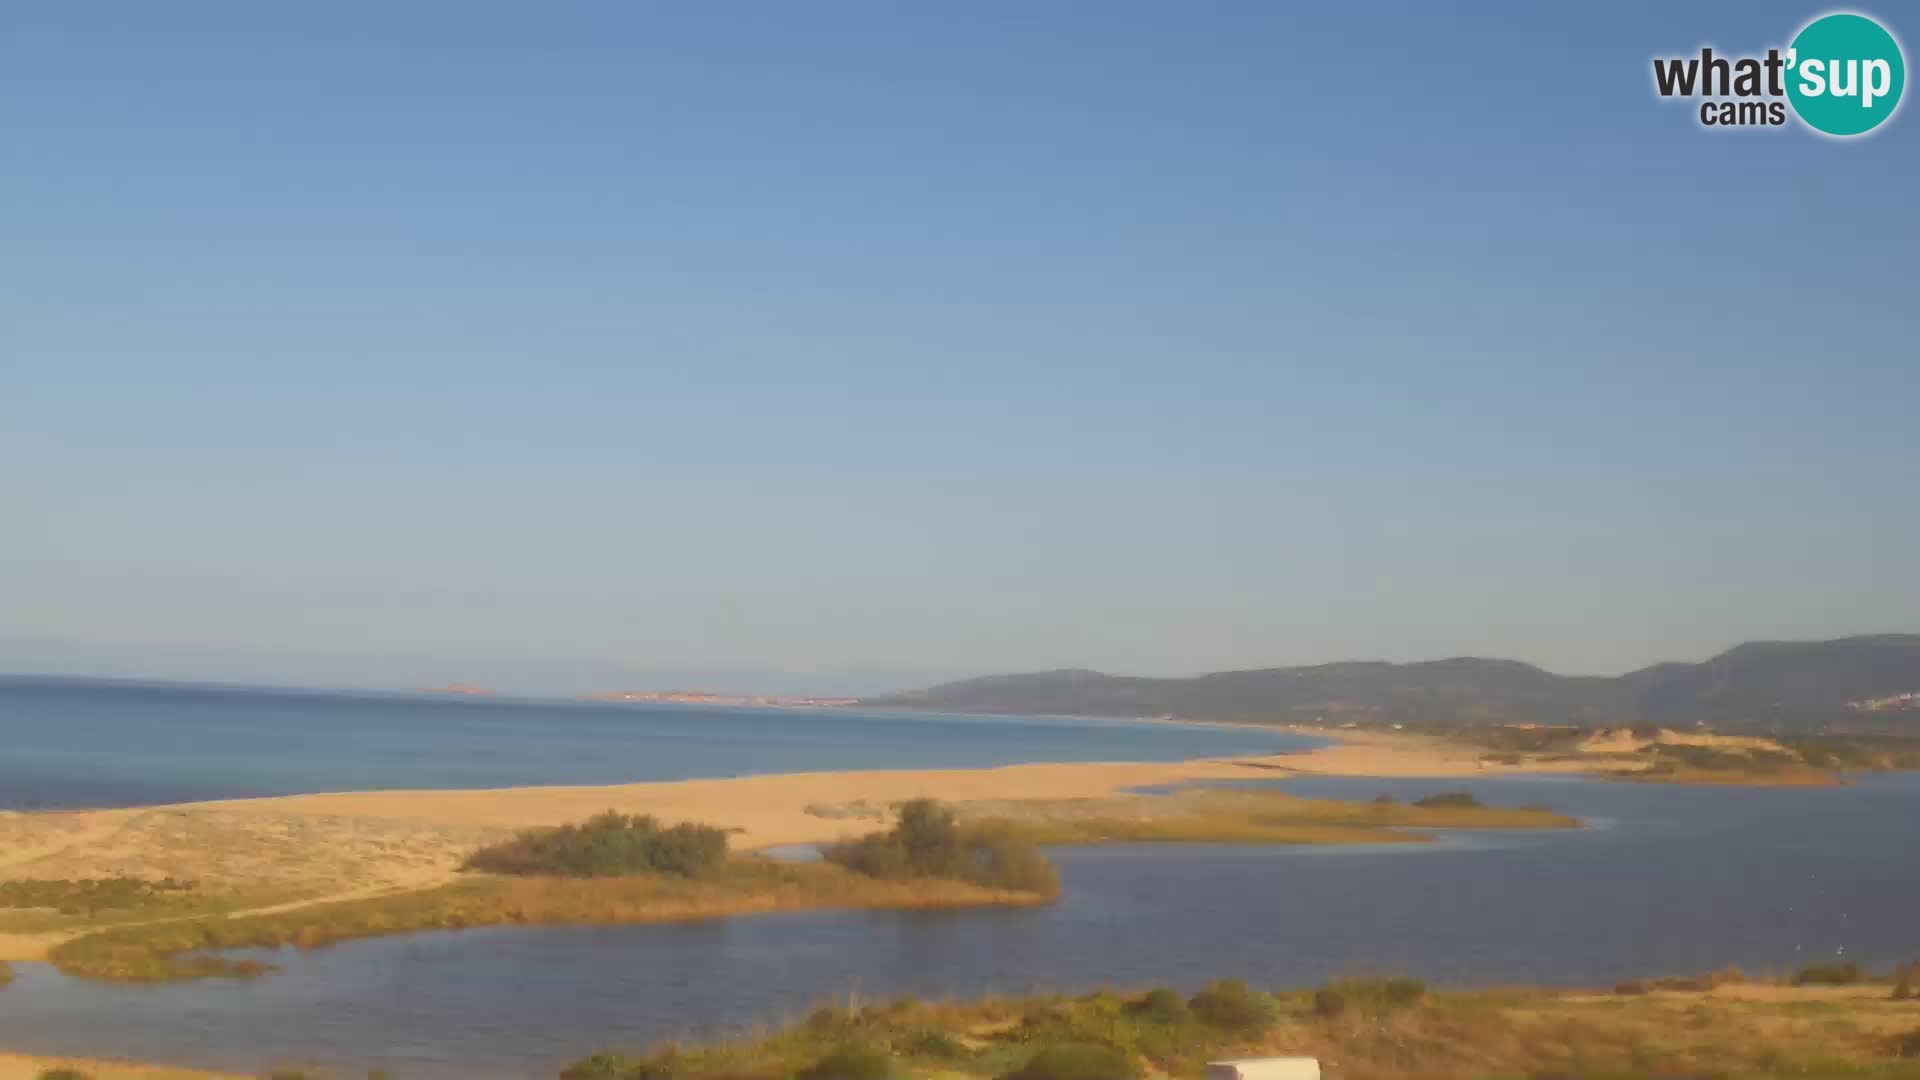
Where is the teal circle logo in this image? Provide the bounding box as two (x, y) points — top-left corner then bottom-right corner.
(1786, 13), (1905, 136)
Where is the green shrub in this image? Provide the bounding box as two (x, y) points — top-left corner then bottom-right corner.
(1128, 986), (1190, 1023)
(560, 1053), (643, 1080)
(0, 876), (195, 914)
(1313, 977), (1424, 1018)
(794, 1042), (894, 1080)
(897, 1028), (969, 1059)
(806, 1005), (858, 1035)
(1188, 978), (1277, 1031)
(1897, 1029), (1920, 1059)
(823, 800), (1059, 894)
(1375, 976), (1428, 1006)
(998, 1043), (1139, 1080)
(558, 1050), (690, 1080)
(1613, 980), (1649, 996)
(0, 960), (13, 988)
(1412, 792), (1484, 809)
(464, 811), (728, 878)
(1793, 961), (1866, 986)
(38, 1070), (93, 1080)
(1893, 962), (1917, 1001)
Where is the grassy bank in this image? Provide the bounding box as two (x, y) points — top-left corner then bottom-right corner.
(48, 858), (1052, 983)
(0, 877), (281, 939)
(950, 787), (1580, 846)
(47, 806), (1062, 984)
(32, 791), (1580, 982)
(564, 974), (1920, 1080)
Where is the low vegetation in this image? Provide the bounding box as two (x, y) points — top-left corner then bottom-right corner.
(559, 972), (1920, 1080)
(464, 811), (730, 878)
(1614, 967), (1748, 995)
(794, 1043), (896, 1080)
(999, 1042), (1139, 1080)
(824, 799), (1060, 896)
(1311, 975), (1426, 1016)
(1409, 792), (1482, 809)
(51, 807), (1058, 984)
(0, 876), (197, 914)
(952, 786), (1578, 847)
(0, 876), (237, 936)
(1797, 960), (1870, 986)
(1188, 978), (1280, 1031)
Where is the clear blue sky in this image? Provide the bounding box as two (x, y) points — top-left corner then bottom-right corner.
(3, 2), (1915, 694)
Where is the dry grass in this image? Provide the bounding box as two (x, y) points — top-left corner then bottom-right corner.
(950, 787), (1580, 846)
(0, 806), (497, 894)
(0, 1051), (248, 1080)
(568, 979), (1920, 1080)
(0, 805), (506, 957)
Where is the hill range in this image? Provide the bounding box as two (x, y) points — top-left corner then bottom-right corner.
(865, 634), (1920, 733)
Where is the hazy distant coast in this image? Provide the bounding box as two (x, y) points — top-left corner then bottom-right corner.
(867, 634), (1920, 733)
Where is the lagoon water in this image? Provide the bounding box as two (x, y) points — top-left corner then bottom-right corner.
(0, 677), (1314, 810)
(4, 772), (1919, 1078)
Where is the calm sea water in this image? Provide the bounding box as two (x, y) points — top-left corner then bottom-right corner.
(4, 773), (1918, 1078)
(0, 677), (1315, 810)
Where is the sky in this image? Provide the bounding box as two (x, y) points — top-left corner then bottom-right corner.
(3, 2), (1916, 695)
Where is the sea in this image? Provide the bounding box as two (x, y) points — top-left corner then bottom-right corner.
(0, 676), (1315, 810)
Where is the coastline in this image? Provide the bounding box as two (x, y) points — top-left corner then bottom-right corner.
(0, 731), (1565, 966)
(0, 727), (1855, 970)
(0, 732), (1898, 1078)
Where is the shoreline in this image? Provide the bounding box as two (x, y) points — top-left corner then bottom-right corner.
(0, 731), (1565, 967)
(0, 728), (1854, 969)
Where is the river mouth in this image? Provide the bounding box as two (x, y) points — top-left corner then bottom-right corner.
(4, 773), (1917, 1079)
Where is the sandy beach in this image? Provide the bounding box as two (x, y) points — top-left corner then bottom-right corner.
(194, 728), (1546, 842)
